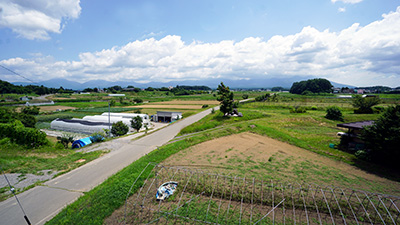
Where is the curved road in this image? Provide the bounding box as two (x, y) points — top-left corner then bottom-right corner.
(0, 107), (217, 225)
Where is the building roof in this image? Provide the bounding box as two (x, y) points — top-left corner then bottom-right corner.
(337, 120), (375, 129)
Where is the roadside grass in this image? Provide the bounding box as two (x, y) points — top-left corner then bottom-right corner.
(0, 137), (105, 201)
(179, 109), (268, 135)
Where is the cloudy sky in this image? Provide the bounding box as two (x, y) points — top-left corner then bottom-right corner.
(0, 0), (399, 87)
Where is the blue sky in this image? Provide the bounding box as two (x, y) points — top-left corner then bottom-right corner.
(0, 0), (400, 87)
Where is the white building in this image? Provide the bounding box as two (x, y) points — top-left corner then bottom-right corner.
(152, 111), (182, 123)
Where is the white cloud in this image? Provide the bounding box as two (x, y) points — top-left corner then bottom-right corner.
(1, 6), (400, 87)
(338, 7), (346, 13)
(331, 0), (363, 4)
(0, 0), (81, 40)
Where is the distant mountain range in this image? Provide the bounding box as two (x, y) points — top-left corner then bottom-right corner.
(12, 77), (356, 90)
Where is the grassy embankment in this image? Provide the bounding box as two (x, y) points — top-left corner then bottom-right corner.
(0, 136), (105, 201)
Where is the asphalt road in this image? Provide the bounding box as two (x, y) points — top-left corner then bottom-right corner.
(0, 107), (216, 225)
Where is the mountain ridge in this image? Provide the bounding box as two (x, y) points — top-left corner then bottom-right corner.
(12, 77), (356, 90)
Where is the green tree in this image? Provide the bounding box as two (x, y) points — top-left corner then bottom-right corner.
(16, 113), (37, 128)
(111, 121), (129, 136)
(109, 100), (116, 107)
(360, 105), (400, 168)
(290, 78), (333, 94)
(216, 82), (234, 116)
(242, 94), (249, 99)
(352, 95), (381, 114)
(130, 116), (143, 132)
(325, 106), (344, 121)
(21, 106), (40, 115)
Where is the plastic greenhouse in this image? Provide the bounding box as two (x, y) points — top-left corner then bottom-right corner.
(50, 118), (111, 134)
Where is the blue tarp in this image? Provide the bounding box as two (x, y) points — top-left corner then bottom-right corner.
(72, 137), (92, 148)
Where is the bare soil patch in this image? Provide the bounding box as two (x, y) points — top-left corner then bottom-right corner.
(154, 100), (219, 105)
(127, 104), (202, 109)
(38, 105), (76, 112)
(164, 132), (400, 195)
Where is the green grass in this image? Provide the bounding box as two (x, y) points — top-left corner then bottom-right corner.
(44, 97), (400, 224)
(46, 129), (236, 225)
(0, 138), (105, 201)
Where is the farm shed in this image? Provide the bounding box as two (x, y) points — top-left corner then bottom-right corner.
(51, 118), (111, 134)
(337, 120), (375, 150)
(152, 111), (182, 123)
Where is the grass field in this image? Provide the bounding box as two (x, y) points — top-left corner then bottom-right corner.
(2, 91), (399, 224)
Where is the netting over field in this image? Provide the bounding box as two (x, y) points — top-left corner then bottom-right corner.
(121, 163), (400, 224)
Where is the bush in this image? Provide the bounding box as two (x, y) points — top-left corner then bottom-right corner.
(21, 106), (40, 115)
(290, 106), (306, 113)
(57, 134), (74, 149)
(325, 106), (344, 121)
(0, 121), (48, 148)
(202, 104), (209, 108)
(133, 98), (143, 104)
(111, 121), (129, 136)
(311, 106), (318, 110)
(242, 94), (249, 99)
(16, 113), (37, 128)
(352, 95), (381, 114)
(90, 131), (106, 143)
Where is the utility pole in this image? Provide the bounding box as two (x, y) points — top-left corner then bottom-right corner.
(108, 101), (111, 137)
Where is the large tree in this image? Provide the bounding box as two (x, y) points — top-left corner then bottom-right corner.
(361, 105), (400, 168)
(290, 78), (333, 94)
(217, 82), (234, 116)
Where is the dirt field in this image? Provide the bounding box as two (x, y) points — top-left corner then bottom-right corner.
(154, 100), (219, 105)
(163, 132), (400, 195)
(17, 105), (76, 112)
(127, 104), (203, 109)
(38, 105), (76, 112)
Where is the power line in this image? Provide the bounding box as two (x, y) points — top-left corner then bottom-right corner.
(0, 64), (39, 85)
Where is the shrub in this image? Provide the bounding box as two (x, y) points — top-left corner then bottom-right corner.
(202, 104), (209, 108)
(325, 106), (344, 121)
(111, 121), (129, 136)
(57, 134), (74, 149)
(311, 106), (318, 110)
(133, 98), (143, 104)
(242, 94), (249, 99)
(90, 131), (106, 143)
(352, 95), (380, 114)
(0, 121), (48, 148)
(16, 113), (37, 128)
(21, 106), (40, 115)
(290, 106), (306, 113)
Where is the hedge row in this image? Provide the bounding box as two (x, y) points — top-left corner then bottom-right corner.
(0, 121), (48, 148)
